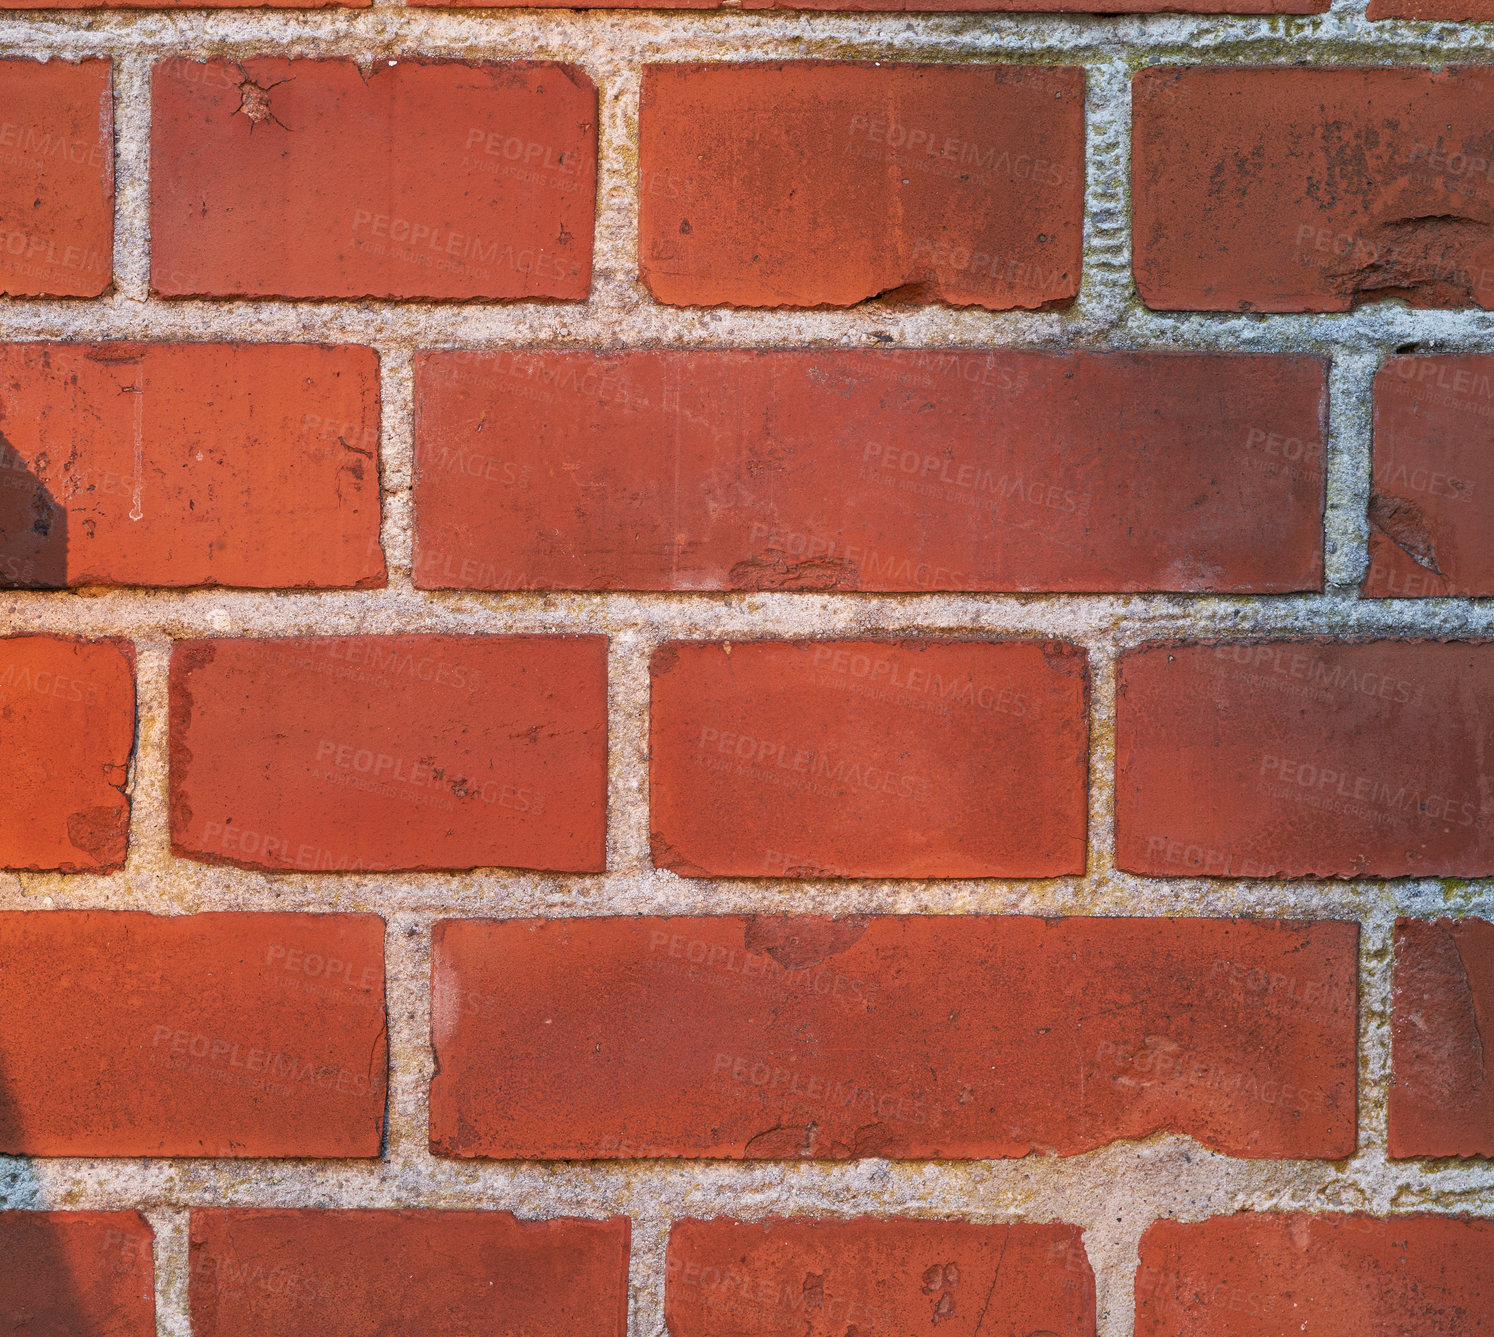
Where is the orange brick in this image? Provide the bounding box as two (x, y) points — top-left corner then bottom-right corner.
(1137, 1215), (1494, 1335)
(431, 916), (1357, 1160)
(189, 1210), (630, 1336)
(667, 1219), (1095, 1337)
(0, 60), (112, 297)
(639, 63), (1083, 309)
(0, 912), (386, 1156)
(170, 636), (608, 873)
(1117, 641), (1494, 878)
(413, 350), (1325, 593)
(650, 640), (1087, 878)
(1391, 917), (1494, 1157)
(0, 343), (383, 588)
(1134, 68), (1494, 312)
(0, 636), (134, 871)
(151, 60), (595, 300)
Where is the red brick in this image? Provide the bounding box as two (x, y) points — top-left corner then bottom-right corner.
(5, 0), (362, 6)
(0, 1212), (154, 1336)
(667, 1218), (1095, 1337)
(1370, 0), (1494, 17)
(170, 636), (607, 873)
(0, 60), (112, 297)
(1390, 917), (1494, 1158)
(651, 640), (1086, 878)
(1364, 357), (1494, 598)
(1116, 641), (1494, 878)
(414, 350), (1325, 594)
(420, 0), (1320, 10)
(1133, 68), (1494, 312)
(0, 911), (385, 1156)
(0, 636), (134, 871)
(0, 343), (383, 589)
(430, 916), (1357, 1159)
(1135, 1214), (1494, 1335)
(638, 64), (1083, 309)
(151, 60), (595, 300)
(189, 1210), (630, 1336)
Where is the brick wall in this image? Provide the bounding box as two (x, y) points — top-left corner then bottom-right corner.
(2, 0), (1493, 1331)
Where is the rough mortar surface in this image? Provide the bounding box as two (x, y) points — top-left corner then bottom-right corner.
(2, 3), (1494, 1335)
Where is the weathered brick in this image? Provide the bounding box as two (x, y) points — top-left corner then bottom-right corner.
(667, 1218), (1095, 1337)
(0, 59), (111, 297)
(1116, 641), (1494, 878)
(414, 350), (1325, 593)
(0, 636), (134, 871)
(4, 0), (363, 7)
(189, 1210), (630, 1336)
(0, 911), (386, 1156)
(0, 1213), (154, 1336)
(650, 639), (1087, 878)
(151, 59), (595, 300)
(170, 636), (607, 872)
(423, 0), (1318, 10)
(430, 916), (1357, 1159)
(0, 343), (383, 588)
(1369, 0), (1494, 18)
(1133, 68), (1494, 311)
(638, 63), (1083, 309)
(1136, 1214), (1494, 1335)
(1390, 917), (1494, 1158)
(1364, 356), (1494, 598)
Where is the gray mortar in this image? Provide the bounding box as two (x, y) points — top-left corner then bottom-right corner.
(2, 1), (1494, 1333)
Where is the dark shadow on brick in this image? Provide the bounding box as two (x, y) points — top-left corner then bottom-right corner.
(0, 429), (67, 588)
